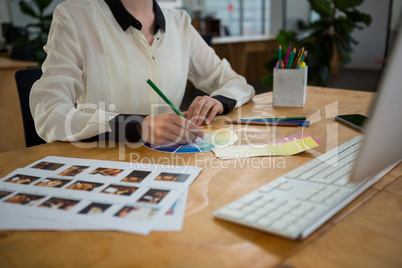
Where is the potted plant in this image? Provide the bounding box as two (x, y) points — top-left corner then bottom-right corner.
(263, 0), (372, 86)
(15, 0), (54, 64)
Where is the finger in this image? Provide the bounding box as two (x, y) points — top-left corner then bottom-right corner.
(206, 105), (222, 125)
(187, 97), (201, 121)
(172, 116), (204, 139)
(189, 97), (207, 123)
(169, 125), (198, 143)
(196, 101), (214, 126)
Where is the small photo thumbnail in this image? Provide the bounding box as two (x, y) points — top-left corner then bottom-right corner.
(137, 189), (169, 205)
(100, 184), (138, 196)
(34, 177), (71, 188)
(66, 181), (104, 192)
(89, 167), (124, 177)
(78, 202), (111, 215)
(154, 172), (190, 183)
(38, 197), (80, 211)
(0, 190), (13, 200)
(115, 206), (158, 220)
(31, 161), (65, 171)
(58, 165), (89, 177)
(121, 170), (151, 184)
(4, 174), (40, 185)
(4, 193), (45, 206)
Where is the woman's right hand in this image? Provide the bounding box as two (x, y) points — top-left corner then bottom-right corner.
(140, 113), (204, 146)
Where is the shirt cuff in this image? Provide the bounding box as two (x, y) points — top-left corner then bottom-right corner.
(211, 95), (237, 114)
(79, 114), (147, 143)
(108, 114), (148, 142)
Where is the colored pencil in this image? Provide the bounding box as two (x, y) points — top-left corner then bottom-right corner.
(286, 48), (296, 69)
(239, 117), (307, 121)
(278, 45), (282, 69)
(292, 47), (304, 69)
(225, 120), (299, 127)
(146, 79), (185, 118)
(284, 42), (291, 67)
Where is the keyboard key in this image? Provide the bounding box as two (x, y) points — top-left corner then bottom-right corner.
(309, 176), (338, 184)
(226, 202), (243, 210)
(249, 200), (266, 208)
(266, 210), (285, 220)
(278, 184), (293, 191)
(243, 214), (261, 225)
(272, 199), (287, 206)
(333, 177), (349, 186)
(309, 194), (328, 203)
(270, 221), (289, 232)
(267, 181), (282, 188)
(241, 206), (256, 213)
(258, 186), (274, 193)
(263, 203), (279, 211)
(255, 217), (275, 228)
(237, 193), (262, 204)
(216, 208), (247, 220)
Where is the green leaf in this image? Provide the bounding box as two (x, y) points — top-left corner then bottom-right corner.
(19, 1), (39, 18)
(334, 0), (364, 11)
(308, 0), (333, 18)
(34, 0), (53, 13)
(345, 10), (372, 26)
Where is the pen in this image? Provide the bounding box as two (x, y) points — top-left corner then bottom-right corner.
(146, 79), (186, 118)
(225, 120), (299, 127)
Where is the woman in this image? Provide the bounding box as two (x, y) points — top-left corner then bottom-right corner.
(30, 0), (254, 146)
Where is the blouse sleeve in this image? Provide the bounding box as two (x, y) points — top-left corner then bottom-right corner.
(29, 5), (118, 143)
(185, 13), (255, 108)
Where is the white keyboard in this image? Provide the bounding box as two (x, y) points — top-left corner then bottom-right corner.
(214, 136), (386, 239)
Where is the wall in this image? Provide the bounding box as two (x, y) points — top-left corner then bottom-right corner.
(0, 0), (12, 42)
(348, 0), (391, 70)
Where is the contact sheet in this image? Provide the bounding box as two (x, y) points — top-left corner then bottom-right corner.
(0, 156), (202, 235)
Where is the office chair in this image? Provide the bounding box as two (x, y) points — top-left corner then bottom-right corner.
(15, 67), (46, 147)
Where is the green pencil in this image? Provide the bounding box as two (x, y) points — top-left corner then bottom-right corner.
(286, 48), (296, 69)
(146, 79), (186, 118)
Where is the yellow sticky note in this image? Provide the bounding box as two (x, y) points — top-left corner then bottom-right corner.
(296, 136), (319, 151)
(280, 141), (302, 155)
(264, 144), (285, 156)
(248, 146), (269, 156)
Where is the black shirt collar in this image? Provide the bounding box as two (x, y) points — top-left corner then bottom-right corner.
(105, 0), (166, 34)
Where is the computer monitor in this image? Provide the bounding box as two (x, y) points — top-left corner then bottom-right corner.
(350, 27), (402, 182)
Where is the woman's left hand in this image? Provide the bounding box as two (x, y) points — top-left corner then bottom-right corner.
(187, 96), (224, 126)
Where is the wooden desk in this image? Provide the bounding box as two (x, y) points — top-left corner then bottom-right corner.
(0, 87), (401, 267)
(0, 58), (38, 153)
(212, 35), (276, 81)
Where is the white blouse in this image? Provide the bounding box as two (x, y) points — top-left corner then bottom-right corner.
(30, 0), (255, 142)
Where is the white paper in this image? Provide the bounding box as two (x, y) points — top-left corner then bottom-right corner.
(0, 156), (201, 235)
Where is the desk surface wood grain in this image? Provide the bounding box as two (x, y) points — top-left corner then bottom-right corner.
(0, 87), (401, 268)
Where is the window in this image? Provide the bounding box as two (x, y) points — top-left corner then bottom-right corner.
(202, 0), (271, 36)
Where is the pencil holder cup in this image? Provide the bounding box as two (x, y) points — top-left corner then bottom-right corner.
(273, 66), (308, 107)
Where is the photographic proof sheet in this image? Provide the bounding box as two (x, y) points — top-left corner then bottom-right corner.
(0, 156), (202, 235)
